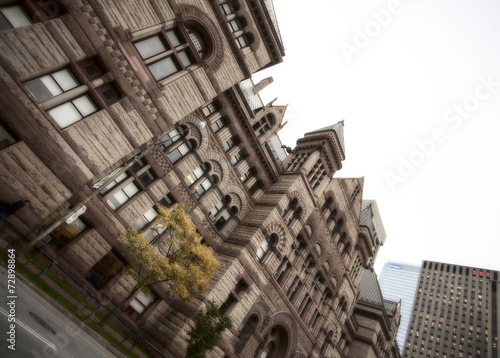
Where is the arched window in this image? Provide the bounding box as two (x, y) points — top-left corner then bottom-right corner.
(254, 325), (289, 358)
(332, 217), (343, 235)
(321, 330), (333, 355)
(210, 195), (239, 230)
(184, 162), (218, 199)
(167, 138), (197, 164)
(185, 25), (208, 58)
(159, 125), (188, 150)
(342, 241), (351, 258)
(282, 199), (301, 227)
(321, 197), (332, 212)
(235, 34), (251, 49)
(314, 243), (321, 257)
(235, 314), (259, 353)
(327, 209), (337, 224)
(337, 232), (346, 251)
(256, 233), (279, 262)
(134, 26), (204, 81)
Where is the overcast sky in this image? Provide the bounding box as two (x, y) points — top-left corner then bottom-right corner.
(253, 0), (500, 274)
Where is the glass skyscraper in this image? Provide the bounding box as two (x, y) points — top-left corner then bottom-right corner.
(379, 261), (421, 353)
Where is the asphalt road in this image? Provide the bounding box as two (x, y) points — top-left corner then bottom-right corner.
(0, 267), (117, 357)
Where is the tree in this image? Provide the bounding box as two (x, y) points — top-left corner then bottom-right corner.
(186, 300), (233, 358)
(117, 203), (221, 304)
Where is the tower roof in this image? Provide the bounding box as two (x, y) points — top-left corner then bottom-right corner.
(359, 268), (399, 317)
(306, 121), (345, 158)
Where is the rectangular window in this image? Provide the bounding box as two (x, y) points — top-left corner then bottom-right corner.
(210, 118), (224, 132)
(25, 69), (79, 102)
(215, 210), (230, 230)
(107, 182), (139, 209)
(126, 290), (157, 320)
(192, 178), (212, 199)
(131, 208), (157, 231)
(134, 27), (196, 82)
(138, 169), (156, 187)
(202, 103), (216, 117)
(184, 166), (205, 187)
(85, 251), (125, 291)
(41, 215), (87, 251)
(159, 193), (175, 207)
(167, 141), (191, 163)
(48, 95), (98, 128)
(230, 151), (243, 165)
(209, 200), (224, 221)
(223, 137), (235, 152)
(0, 4), (31, 31)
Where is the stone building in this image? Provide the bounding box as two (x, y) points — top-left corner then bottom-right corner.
(0, 1), (399, 357)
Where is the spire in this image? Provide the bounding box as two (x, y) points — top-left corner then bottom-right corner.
(305, 120), (345, 159)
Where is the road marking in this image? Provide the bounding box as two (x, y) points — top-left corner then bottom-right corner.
(0, 307), (57, 350)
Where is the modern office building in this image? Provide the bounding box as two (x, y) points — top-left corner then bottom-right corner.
(403, 261), (499, 358)
(379, 261), (421, 353)
(0, 1), (400, 357)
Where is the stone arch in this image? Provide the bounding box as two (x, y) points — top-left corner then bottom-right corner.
(174, 4), (225, 72)
(283, 191), (306, 222)
(174, 114), (209, 154)
(223, 183), (249, 218)
(200, 149), (231, 189)
(303, 223), (313, 239)
(258, 311), (297, 358)
(264, 222), (287, 256)
(322, 259), (331, 274)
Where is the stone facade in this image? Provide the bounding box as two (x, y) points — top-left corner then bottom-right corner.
(0, 1), (399, 357)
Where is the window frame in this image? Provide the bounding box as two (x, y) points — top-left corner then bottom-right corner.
(133, 26), (201, 82)
(0, 3), (32, 31)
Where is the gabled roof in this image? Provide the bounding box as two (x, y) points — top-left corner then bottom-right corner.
(306, 121), (345, 158)
(238, 78), (265, 114)
(358, 268), (399, 317)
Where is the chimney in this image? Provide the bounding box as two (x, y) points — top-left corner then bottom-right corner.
(253, 76), (274, 94)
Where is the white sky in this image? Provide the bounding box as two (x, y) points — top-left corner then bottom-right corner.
(253, 0), (500, 274)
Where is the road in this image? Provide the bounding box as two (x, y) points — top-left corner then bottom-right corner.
(0, 267), (117, 357)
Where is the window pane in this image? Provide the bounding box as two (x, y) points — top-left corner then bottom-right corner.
(0, 124), (15, 149)
(135, 36), (166, 59)
(177, 142), (190, 156)
(123, 182), (139, 197)
(139, 170), (155, 187)
(167, 149), (181, 163)
(149, 57), (178, 81)
(52, 69), (79, 91)
(25, 75), (62, 102)
(144, 208), (157, 222)
(73, 95), (97, 117)
(107, 191), (128, 209)
(48, 102), (82, 128)
(1, 6), (31, 28)
(193, 167), (204, 178)
(131, 216), (147, 231)
(166, 30), (181, 47)
(201, 178), (212, 190)
(178, 51), (191, 68)
(129, 298), (146, 314)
